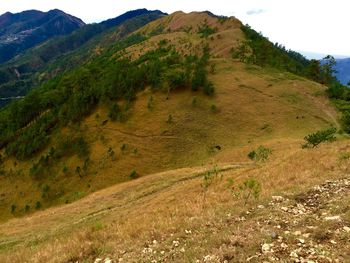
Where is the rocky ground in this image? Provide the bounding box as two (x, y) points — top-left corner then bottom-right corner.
(93, 176), (350, 263)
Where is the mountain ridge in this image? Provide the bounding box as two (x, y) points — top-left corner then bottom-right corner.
(0, 9), (85, 63)
(0, 9), (347, 262)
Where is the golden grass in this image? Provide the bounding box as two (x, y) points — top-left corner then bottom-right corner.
(0, 56), (337, 223)
(1, 138), (349, 262)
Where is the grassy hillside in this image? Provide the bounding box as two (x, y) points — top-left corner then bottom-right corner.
(0, 12), (344, 261)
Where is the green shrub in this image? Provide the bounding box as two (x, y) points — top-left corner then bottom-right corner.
(248, 145), (272, 161)
(227, 177), (261, 205)
(166, 114), (173, 124)
(11, 204), (16, 214)
(108, 103), (123, 121)
(239, 178), (261, 205)
(35, 201), (42, 210)
(203, 82), (215, 96)
(41, 184), (50, 199)
(210, 104), (218, 113)
(302, 127), (337, 148)
(129, 170), (139, 179)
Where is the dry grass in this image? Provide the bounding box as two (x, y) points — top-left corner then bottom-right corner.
(0, 56), (337, 222)
(0, 138), (349, 262)
(0, 12), (344, 261)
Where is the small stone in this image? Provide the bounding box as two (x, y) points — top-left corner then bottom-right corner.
(270, 232), (278, 239)
(94, 259), (102, 263)
(185, 229), (192, 234)
(173, 240), (180, 247)
(343, 226), (350, 233)
(281, 207), (289, 212)
(324, 215), (341, 221)
(258, 205), (265, 209)
(330, 240), (337, 244)
(104, 258), (112, 263)
(152, 240), (158, 245)
(180, 247), (185, 253)
(281, 243), (288, 249)
(272, 196), (284, 202)
(302, 233), (311, 238)
(262, 243), (274, 254)
(160, 251), (165, 255)
(293, 231), (302, 236)
(298, 238), (305, 244)
(290, 251), (298, 258)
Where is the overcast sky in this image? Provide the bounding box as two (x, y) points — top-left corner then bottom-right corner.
(1, 0), (349, 58)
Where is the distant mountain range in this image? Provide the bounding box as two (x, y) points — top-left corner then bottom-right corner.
(0, 8), (166, 107)
(0, 9), (85, 63)
(335, 58), (350, 85)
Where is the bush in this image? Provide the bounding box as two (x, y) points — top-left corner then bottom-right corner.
(108, 103), (123, 121)
(248, 145), (272, 161)
(239, 178), (261, 205)
(302, 127), (337, 148)
(227, 177), (261, 205)
(129, 170), (139, 179)
(11, 204), (16, 214)
(35, 201), (42, 210)
(203, 82), (215, 96)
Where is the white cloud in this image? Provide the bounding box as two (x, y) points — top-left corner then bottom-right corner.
(246, 8), (265, 15)
(0, 0), (349, 56)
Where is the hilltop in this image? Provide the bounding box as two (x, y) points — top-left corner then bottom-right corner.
(0, 10), (347, 262)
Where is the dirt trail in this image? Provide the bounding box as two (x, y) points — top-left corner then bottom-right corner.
(0, 162), (253, 250)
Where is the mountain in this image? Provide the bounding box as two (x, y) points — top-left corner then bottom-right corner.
(0, 9), (166, 107)
(334, 58), (350, 85)
(0, 10), (346, 262)
(0, 9), (85, 63)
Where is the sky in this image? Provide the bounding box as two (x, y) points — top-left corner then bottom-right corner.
(0, 0), (349, 58)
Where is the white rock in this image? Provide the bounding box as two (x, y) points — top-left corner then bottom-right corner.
(104, 258), (112, 263)
(330, 240), (337, 244)
(272, 196), (284, 201)
(324, 215), (341, 221)
(293, 231), (302, 236)
(298, 238), (305, 244)
(302, 233), (311, 238)
(94, 259), (102, 263)
(185, 229), (192, 234)
(290, 251), (298, 258)
(343, 226), (350, 233)
(281, 243), (288, 249)
(173, 240), (180, 247)
(262, 243), (274, 254)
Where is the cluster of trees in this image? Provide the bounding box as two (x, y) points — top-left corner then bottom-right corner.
(232, 25), (310, 76)
(233, 25), (338, 87)
(326, 83), (350, 132)
(0, 36), (214, 160)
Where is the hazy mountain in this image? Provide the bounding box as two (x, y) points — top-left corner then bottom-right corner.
(334, 58), (350, 85)
(0, 9), (166, 107)
(0, 9), (85, 63)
